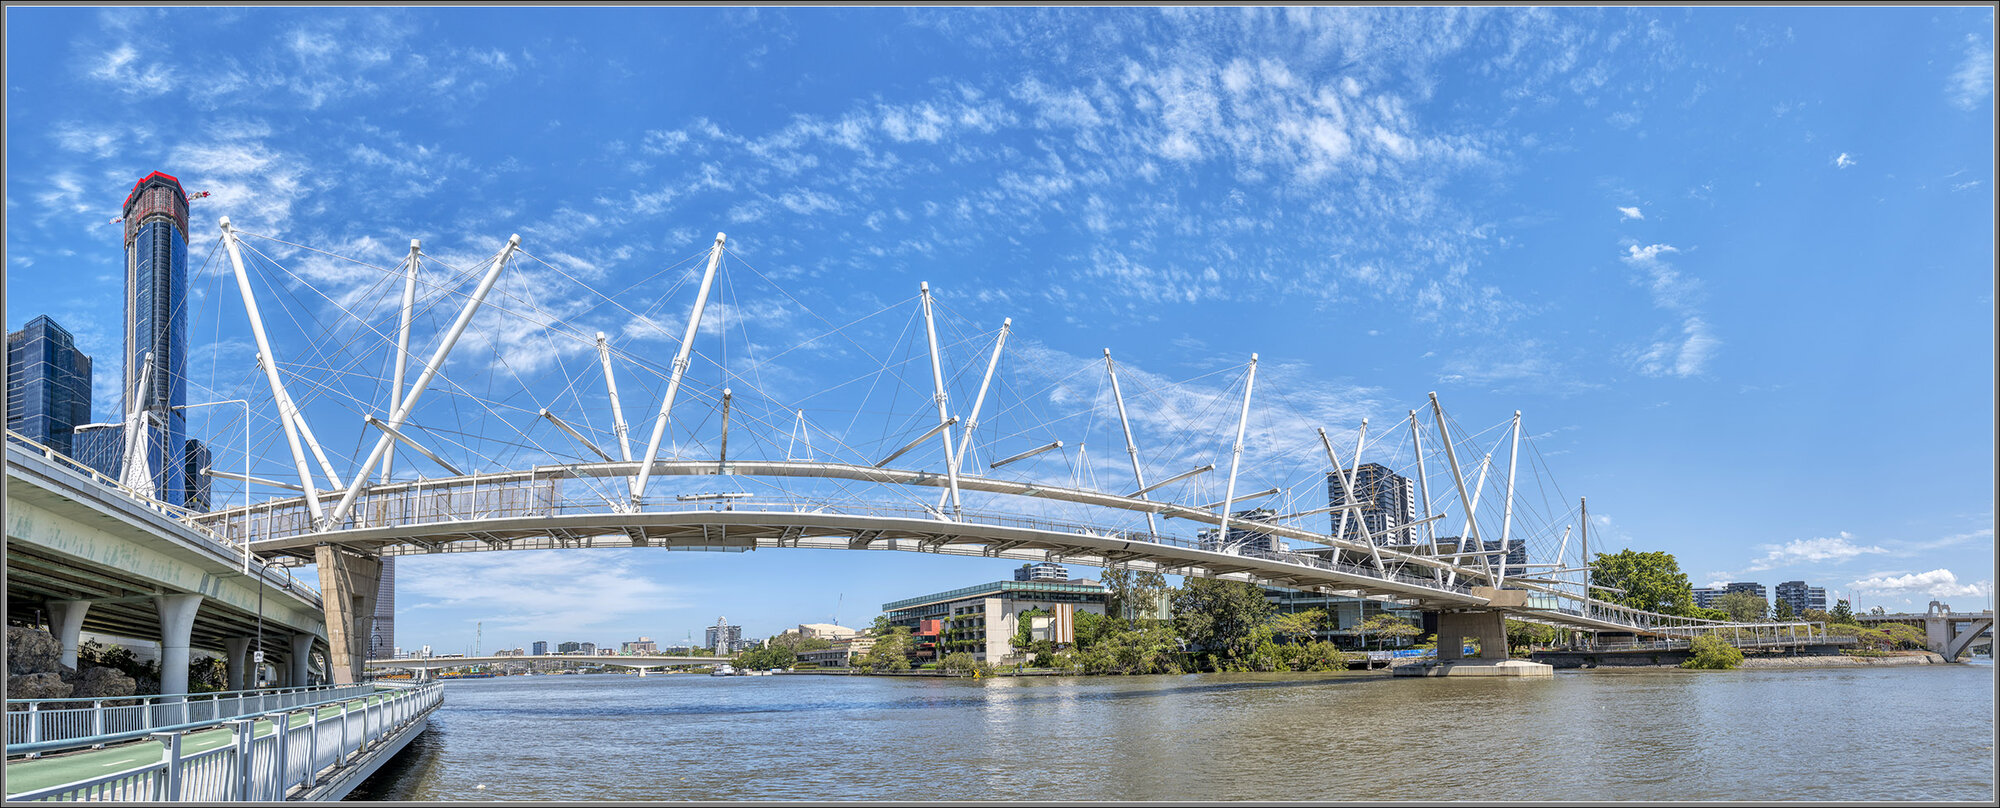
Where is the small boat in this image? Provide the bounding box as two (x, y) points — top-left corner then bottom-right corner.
(711, 663), (736, 676)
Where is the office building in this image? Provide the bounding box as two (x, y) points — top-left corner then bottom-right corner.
(779, 623), (860, 641)
(6, 315), (93, 456)
(531, 641), (548, 656)
(1774, 581), (1827, 616)
(370, 559), (396, 662)
(706, 618), (745, 654)
(71, 423), (124, 479)
(1693, 587), (1726, 609)
(580, 642), (597, 656)
(556, 641), (582, 654)
(621, 637), (659, 654)
(1198, 508), (1280, 553)
(882, 577), (1109, 664)
(797, 635), (876, 668)
(120, 172), (198, 507)
(1328, 463), (1416, 544)
(181, 438), (211, 510)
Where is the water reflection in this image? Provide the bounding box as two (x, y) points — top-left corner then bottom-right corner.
(351, 666), (1994, 802)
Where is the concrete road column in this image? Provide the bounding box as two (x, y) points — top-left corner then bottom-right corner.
(289, 634), (315, 687)
(154, 594), (203, 696)
(1434, 612), (1465, 661)
(224, 637), (252, 691)
(48, 599), (91, 670)
(314, 545), (381, 685)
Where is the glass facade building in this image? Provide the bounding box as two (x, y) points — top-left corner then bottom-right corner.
(123, 172), (193, 507)
(6, 315), (93, 455)
(1328, 463), (1416, 544)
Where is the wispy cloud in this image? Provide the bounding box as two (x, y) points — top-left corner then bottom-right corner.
(1947, 34), (1993, 110)
(1834, 152), (1856, 169)
(1617, 205), (1643, 220)
(1620, 241), (1717, 377)
(399, 550), (688, 637)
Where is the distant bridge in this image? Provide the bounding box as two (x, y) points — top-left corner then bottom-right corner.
(1856, 603), (1995, 662)
(364, 653), (726, 672)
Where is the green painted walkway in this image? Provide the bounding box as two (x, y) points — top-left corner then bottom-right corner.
(5, 694), (398, 797)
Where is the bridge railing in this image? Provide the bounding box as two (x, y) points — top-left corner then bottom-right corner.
(7, 682), (442, 802)
(6, 683), (376, 757)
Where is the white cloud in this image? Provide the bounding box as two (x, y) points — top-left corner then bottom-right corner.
(1621, 242), (1718, 376)
(400, 550), (688, 637)
(1617, 206), (1643, 220)
(85, 43), (176, 96)
(1948, 35), (1993, 110)
(1742, 532), (1889, 572)
(1849, 568), (1992, 601)
(1624, 242), (1676, 262)
(1635, 316), (1719, 378)
(1834, 152), (1856, 169)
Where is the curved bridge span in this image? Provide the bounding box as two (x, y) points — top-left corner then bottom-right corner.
(190, 459), (1744, 638)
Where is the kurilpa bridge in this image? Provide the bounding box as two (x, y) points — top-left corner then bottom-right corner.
(20, 221), (1828, 691)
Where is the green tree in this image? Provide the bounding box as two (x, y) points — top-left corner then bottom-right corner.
(1588, 549), (1700, 615)
(1170, 577), (1275, 667)
(1829, 599), (1856, 624)
(1359, 613), (1421, 651)
(863, 625), (912, 672)
(1682, 634), (1744, 669)
(1268, 609), (1325, 644)
(1876, 622), (1926, 650)
(766, 633), (832, 653)
(940, 652), (982, 676)
(1772, 598), (1795, 620)
(1505, 619), (1561, 655)
(1715, 591), (1769, 623)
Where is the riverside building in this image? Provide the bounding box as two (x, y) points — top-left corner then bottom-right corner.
(882, 575), (1109, 664)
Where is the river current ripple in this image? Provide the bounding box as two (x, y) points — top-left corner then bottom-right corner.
(350, 664), (1995, 801)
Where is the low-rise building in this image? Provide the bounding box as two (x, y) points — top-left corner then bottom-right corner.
(1263, 586), (1426, 649)
(798, 635), (877, 668)
(882, 575), (1109, 664)
(622, 637), (659, 654)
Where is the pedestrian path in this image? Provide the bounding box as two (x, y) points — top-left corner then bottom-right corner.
(4, 693), (394, 796)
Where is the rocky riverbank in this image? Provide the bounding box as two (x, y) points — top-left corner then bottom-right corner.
(1738, 651), (1948, 669)
(5, 626), (138, 704)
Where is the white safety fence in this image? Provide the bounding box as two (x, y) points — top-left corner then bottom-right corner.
(7, 683), (376, 757)
(8, 682), (442, 802)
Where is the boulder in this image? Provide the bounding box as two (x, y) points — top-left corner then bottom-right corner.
(7, 626), (65, 676)
(72, 666), (137, 700)
(7, 672), (73, 701)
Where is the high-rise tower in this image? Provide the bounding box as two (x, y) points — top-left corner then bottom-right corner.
(121, 171), (193, 506)
(6, 315), (93, 455)
(1328, 463), (1416, 544)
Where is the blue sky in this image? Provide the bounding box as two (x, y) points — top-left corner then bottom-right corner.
(6, 7), (1993, 654)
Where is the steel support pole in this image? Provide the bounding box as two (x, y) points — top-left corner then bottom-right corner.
(326, 234), (520, 528)
(718, 388), (733, 471)
(941, 319), (1010, 511)
(633, 233), (726, 504)
(1497, 410), (1521, 585)
(597, 332), (633, 461)
(1105, 349), (1157, 536)
(1410, 410), (1438, 550)
(384, 241), (420, 484)
(1318, 425), (1385, 572)
(1215, 354), (1259, 552)
(1428, 392), (1493, 579)
(221, 218), (326, 522)
(919, 282), (962, 518)
(1580, 496), (1591, 601)
(118, 352), (156, 495)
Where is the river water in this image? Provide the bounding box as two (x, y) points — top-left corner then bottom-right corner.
(351, 664), (1994, 802)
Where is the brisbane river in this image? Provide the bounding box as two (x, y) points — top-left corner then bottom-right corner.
(351, 663), (1993, 801)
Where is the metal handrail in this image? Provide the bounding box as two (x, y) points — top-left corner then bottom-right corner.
(7, 683), (378, 757)
(7, 682), (443, 802)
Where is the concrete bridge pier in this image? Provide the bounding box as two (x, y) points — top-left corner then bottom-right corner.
(315, 545), (381, 685)
(1397, 589), (1552, 677)
(154, 594), (203, 695)
(290, 633), (315, 686)
(224, 637), (252, 690)
(48, 599), (90, 670)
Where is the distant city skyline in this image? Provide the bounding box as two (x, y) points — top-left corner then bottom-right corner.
(5, 7), (1991, 652)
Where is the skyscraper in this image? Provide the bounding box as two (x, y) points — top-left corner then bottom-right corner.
(6, 315), (93, 455)
(121, 171), (194, 507)
(1328, 463), (1416, 544)
(706, 617), (744, 653)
